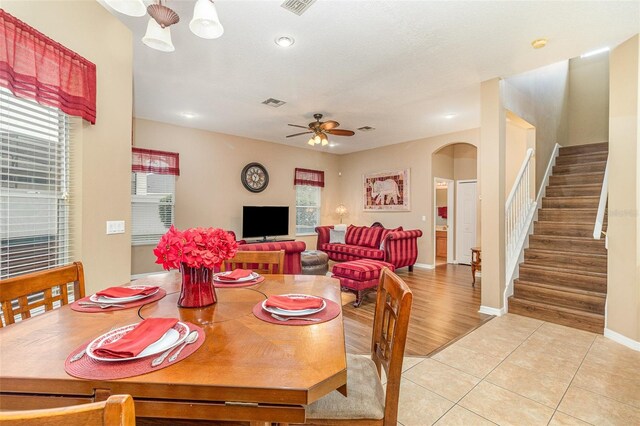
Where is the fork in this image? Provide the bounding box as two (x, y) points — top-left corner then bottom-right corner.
(271, 313), (321, 322)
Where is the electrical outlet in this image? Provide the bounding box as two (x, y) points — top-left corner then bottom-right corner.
(106, 220), (125, 235)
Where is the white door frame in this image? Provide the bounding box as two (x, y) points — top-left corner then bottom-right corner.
(455, 179), (478, 264)
(433, 177), (455, 264)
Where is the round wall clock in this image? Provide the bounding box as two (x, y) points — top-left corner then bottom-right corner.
(241, 162), (269, 193)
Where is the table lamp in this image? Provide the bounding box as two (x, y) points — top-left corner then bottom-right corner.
(335, 204), (348, 224)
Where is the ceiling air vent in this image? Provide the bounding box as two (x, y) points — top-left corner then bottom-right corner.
(358, 126), (376, 132)
(281, 0), (317, 16)
(262, 98), (286, 108)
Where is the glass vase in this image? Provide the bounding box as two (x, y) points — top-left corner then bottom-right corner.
(178, 263), (217, 308)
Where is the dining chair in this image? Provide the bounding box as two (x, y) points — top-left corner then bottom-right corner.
(0, 394), (135, 425)
(0, 261), (85, 327)
(299, 267), (413, 426)
(223, 250), (285, 274)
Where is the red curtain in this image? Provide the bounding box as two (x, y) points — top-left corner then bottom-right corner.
(0, 10), (97, 124)
(294, 168), (324, 187)
(132, 147), (180, 176)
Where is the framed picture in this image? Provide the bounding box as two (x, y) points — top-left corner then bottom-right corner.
(363, 169), (410, 211)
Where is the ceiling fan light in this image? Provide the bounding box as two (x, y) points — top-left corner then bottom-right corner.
(314, 135), (322, 144)
(105, 0), (146, 17)
(142, 18), (175, 52)
(190, 0), (224, 39)
(320, 133), (329, 146)
(307, 138), (315, 146)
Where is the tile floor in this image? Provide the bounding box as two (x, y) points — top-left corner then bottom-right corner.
(395, 314), (640, 426)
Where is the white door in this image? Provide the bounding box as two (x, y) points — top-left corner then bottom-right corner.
(456, 180), (477, 264)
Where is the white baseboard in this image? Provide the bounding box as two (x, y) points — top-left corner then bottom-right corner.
(479, 305), (506, 316)
(413, 263), (435, 269)
(604, 328), (640, 352)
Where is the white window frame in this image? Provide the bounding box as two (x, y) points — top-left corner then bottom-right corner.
(130, 171), (175, 246)
(295, 185), (321, 236)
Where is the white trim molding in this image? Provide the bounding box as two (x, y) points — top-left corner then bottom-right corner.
(604, 328), (640, 352)
(413, 262), (435, 270)
(479, 305), (506, 316)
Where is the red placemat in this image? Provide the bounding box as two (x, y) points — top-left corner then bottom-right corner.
(214, 275), (265, 288)
(64, 323), (204, 380)
(252, 297), (340, 326)
(70, 289), (167, 313)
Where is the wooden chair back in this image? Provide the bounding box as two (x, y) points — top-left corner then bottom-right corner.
(371, 267), (413, 426)
(223, 250), (285, 274)
(0, 262), (85, 327)
(0, 394), (135, 425)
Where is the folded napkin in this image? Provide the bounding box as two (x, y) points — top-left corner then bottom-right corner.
(265, 295), (324, 311)
(217, 269), (253, 281)
(96, 286), (158, 299)
(93, 318), (178, 359)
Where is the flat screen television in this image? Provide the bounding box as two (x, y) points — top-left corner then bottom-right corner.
(242, 206), (289, 241)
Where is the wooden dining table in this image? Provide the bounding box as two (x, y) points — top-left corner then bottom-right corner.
(0, 273), (347, 424)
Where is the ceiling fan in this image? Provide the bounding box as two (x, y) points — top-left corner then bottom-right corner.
(286, 113), (355, 146)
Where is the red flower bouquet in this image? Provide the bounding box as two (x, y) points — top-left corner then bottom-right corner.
(153, 226), (238, 308)
(154, 226), (238, 270)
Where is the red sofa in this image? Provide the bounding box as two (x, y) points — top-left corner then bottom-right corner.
(315, 223), (422, 271)
(226, 232), (306, 274)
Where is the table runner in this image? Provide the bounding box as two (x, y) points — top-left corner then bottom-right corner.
(252, 297), (340, 326)
(64, 323), (204, 380)
(70, 289), (167, 313)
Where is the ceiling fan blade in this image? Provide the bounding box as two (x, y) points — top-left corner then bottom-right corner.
(286, 131), (313, 138)
(326, 129), (355, 136)
(320, 120), (340, 131)
(288, 124), (310, 129)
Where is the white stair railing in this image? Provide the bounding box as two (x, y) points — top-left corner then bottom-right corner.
(504, 143), (561, 309)
(505, 148), (536, 279)
(593, 156), (609, 249)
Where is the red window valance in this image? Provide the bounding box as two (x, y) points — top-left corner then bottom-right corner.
(0, 10), (97, 124)
(294, 168), (324, 187)
(132, 147), (180, 176)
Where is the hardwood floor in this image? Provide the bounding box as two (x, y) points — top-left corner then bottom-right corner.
(342, 263), (492, 356)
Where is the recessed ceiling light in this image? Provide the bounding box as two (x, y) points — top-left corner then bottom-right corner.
(581, 47), (610, 58)
(180, 112), (197, 119)
(444, 113), (456, 119)
(531, 38), (547, 49)
(275, 36), (295, 48)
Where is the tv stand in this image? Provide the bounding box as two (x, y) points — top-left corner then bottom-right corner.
(248, 237), (295, 243)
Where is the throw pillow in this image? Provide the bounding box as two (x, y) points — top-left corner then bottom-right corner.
(345, 225), (366, 245)
(357, 226), (384, 249)
(329, 229), (346, 244)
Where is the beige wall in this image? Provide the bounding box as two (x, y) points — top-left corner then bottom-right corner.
(339, 129), (480, 267)
(567, 53), (610, 146)
(131, 119), (340, 275)
(503, 61), (570, 193)
(505, 122), (529, 197)
(607, 35), (640, 343)
(453, 144), (478, 181)
(3, 1), (133, 294)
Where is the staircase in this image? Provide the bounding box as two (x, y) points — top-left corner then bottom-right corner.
(508, 142), (608, 333)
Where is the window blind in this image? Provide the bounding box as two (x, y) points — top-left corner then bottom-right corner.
(295, 185), (321, 235)
(131, 172), (175, 245)
(0, 87), (73, 279)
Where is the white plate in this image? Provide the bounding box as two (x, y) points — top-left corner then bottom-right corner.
(262, 294), (326, 317)
(90, 286), (160, 303)
(86, 321), (190, 362)
(213, 271), (260, 283)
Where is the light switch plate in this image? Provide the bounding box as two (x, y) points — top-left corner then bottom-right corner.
(106, 220), (125, 235)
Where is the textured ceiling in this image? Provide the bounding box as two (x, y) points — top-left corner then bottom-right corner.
(101, 0), (640, 154)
